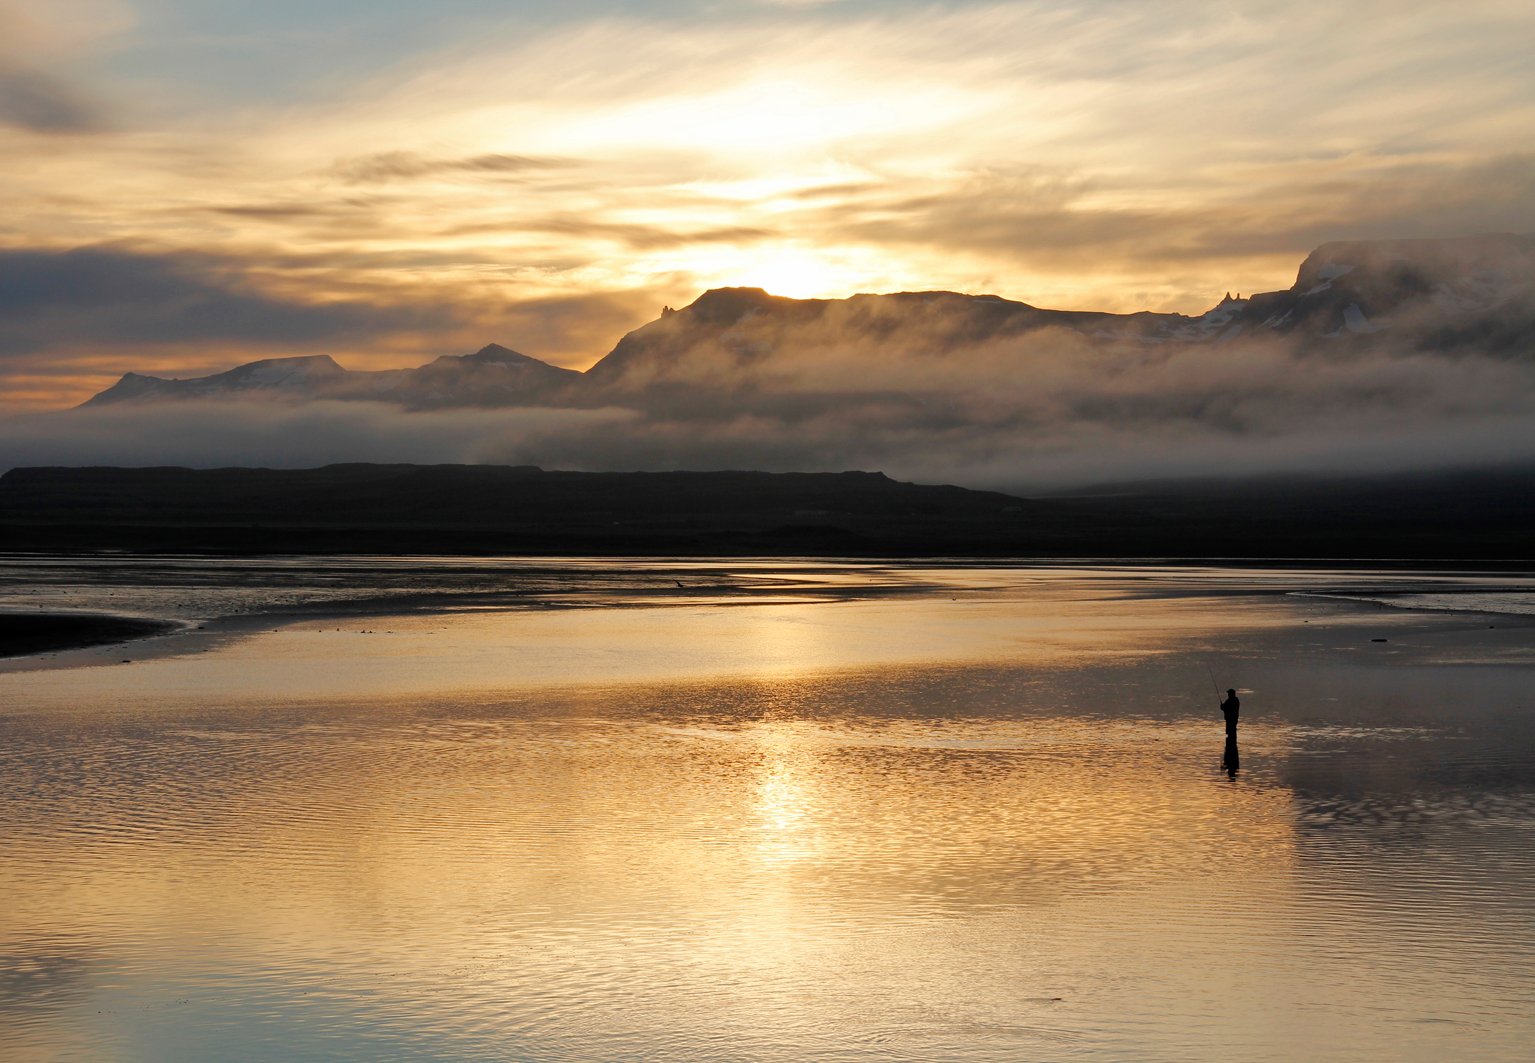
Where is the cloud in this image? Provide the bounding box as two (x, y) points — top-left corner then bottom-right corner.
(0, 247), (453, 356)
(0, 400), (637, 471)
(0, 65), (101, 132)
(0, 246), (664, 362)
(210, 204), (336, 220)
(244, 0), (1535, 309)
(445, 216), (777, 251)
(329, 150), (578, 184)
(838, 155), (1535, 258)
(0, 0), (131, 132)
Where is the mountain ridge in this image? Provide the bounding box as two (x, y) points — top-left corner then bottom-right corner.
(79, 233), (1535, 410)
(82, 343), (583, 409)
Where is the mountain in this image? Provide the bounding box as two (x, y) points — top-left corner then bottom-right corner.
(580, 233), (1535, 391)
(81, 344), (581, 409)
(83, 354), (351, 405)
(78, 234), (1535, 410)
(578, 287), (1186, 393)
(1219, 233), (1535, 350)
(372, 344), (583, 409)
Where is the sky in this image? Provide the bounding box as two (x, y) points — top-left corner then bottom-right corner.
(2, 0), (1533, 416)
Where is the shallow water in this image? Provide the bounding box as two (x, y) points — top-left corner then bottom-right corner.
(2, 561), (1533, 1062)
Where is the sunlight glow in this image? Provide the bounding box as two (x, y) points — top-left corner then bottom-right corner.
(548, 74), (981, 158)
(731, 252), (853, 300)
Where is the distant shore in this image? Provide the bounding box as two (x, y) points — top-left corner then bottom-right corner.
(3, 463), (1534, 561)
(0, 613), (180, 659)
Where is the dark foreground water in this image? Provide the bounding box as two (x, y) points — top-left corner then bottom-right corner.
(2, 560), (1533, 1062)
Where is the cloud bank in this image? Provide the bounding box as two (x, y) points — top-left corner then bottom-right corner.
(8, 324), (1535, 490)
(0, 248), (452, 355)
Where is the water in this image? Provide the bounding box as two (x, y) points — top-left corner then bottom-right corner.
(2, 560), (1533, 1062)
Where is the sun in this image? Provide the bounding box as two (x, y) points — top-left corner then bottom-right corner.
(733, 257), (846, 299)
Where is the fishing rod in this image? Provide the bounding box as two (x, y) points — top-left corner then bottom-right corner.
(1206, 663), (1224, 704)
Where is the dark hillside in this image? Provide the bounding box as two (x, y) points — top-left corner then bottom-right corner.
(0, 465), (1040, 555)
(2, 463), (1532, 560)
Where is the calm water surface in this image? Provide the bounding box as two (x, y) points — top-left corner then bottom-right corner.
(2, 560), (1533, 1062)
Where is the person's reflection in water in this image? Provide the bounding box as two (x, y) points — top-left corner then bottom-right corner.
(1222, 735), (1240, 779)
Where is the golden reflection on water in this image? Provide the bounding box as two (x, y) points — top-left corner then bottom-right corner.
(2, 686), (1494, 1063)
(2, 589), (1312, 713)
(3, 566), (1535, 1062)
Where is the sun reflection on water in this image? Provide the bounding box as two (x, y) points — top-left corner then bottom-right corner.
(3, 565), (1535, 1061)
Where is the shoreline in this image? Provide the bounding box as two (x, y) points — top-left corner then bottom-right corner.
(3, 560), (1533, 678)
(6, 569), (1533, 715)
(3, 526), (1534, 564)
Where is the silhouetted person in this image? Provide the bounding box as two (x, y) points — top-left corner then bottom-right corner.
(1220, 688), (1239, 736)
(1222, 735), (1240, 778)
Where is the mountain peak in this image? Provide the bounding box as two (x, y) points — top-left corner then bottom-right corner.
(1222, 232), (1535, 344)
(466, 343), (533, 365)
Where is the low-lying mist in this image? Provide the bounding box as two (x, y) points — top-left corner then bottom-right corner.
(6, 326), (1535, 492)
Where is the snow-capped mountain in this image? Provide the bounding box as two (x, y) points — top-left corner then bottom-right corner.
(83, 355), (352, 405)
(372, 344), (582, 409)
(80, 234), (1535, 411)
(82, 344), (581, 409)
(1225, 233), (1535, 348)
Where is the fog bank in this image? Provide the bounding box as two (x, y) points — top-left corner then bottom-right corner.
(7, 333), (1535, 491)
